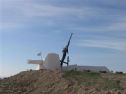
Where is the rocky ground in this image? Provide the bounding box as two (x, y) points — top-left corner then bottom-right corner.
(0, 69), (126, 94)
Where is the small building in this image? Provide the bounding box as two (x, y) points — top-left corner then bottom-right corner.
(28, 53), (110, 73)
(28, 53), (61, 70)
(63, 64), (110, 73)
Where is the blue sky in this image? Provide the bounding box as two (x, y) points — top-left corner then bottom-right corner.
(0, 0), (126, 77)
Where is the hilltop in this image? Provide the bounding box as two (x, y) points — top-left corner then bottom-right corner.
(0, 69), (126, 94)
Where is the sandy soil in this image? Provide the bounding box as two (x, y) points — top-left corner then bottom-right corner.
(0, 69), (126, 94)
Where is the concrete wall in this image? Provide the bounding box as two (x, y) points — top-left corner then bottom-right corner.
(28, 60), (43, 64)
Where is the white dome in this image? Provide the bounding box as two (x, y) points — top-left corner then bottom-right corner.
(43, 53), (61, 70)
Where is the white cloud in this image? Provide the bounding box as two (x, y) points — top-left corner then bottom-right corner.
(68, 17), (126, 32)
(0, 0), (96, 30)
(77, 39), (126, 52)
(1, 0), (126, 33)
(0, 21), (25, 31)
(1, 0), (97, 17)
(22, 3), (95, 18)
(107, 17), (126, 32)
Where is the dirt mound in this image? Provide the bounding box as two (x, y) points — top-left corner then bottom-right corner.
(0, 70), (126, 94)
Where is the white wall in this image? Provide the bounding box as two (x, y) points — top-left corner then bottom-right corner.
(44, 53), (61, 70)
